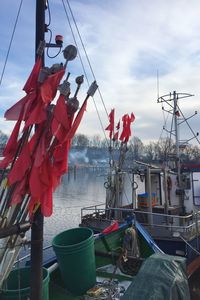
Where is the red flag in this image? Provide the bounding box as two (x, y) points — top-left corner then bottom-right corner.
(113, 131), (119, 141)
(116, 120), (120, 130)
(28, 124), (44, 153)
(29, 156), (54, 216)
(23, 57), (42, 93)
(8, 143), (31, 185)
(105, 109), (114, 139)
(63, 99), (88, 142)
(29, 166), (45, 200)
(119, 112), (135, 143)
(24, 98), (46, 129)
(51, 95), (71, 143)
(130, 112), (135, 122)
(2, 117), (22, 157)
(33, 134), (48, 168)
(102, 220), (119, 234)
(53, 95), (70, 130)
(4, 97), (27, 121)
(40, 69), (65, 104)
(10, 177), (27, 205)
(4, 91), (37, 121)
(41, 187), (53, 217)
(0, 153), (15, 169)
(53, 140), (71, 181)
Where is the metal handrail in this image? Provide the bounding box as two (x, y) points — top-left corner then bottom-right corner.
(81, 205), (200, 220)
(81, 205), (200, 237)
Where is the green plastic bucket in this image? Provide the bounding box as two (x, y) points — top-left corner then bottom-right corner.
(52, 227), (96, 295)
(1, 267), (49, 300)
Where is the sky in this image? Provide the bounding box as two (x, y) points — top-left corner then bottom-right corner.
(1, 0), (200, 145)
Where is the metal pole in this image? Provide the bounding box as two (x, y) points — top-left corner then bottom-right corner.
(132, 173), (136, 209)
(173, 91), (184, 213)
(163, 167), (169, 225)
(147, 167), (153, 225)
(30, 1), (45, 299)
(173, 91), (181, 186)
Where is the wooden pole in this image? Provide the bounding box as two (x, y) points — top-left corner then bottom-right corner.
(30, 1), (45, 299)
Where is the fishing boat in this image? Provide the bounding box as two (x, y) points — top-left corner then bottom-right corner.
(80, 95), (200, 297)
(0, 0), (194, 299)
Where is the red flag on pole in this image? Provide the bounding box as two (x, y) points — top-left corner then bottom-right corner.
(119, 113), (135, 143)
(0, 117), (22, 168)
(8, 142), (31, 185)
(105, 109), (115, 139)
(63, 99), (88, 142)
(51, 95), (71, 142)
(40, 69), (65, 104)
(23, 57), (42, 93)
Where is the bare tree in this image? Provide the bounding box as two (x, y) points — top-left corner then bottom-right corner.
(72, 134), (89, 147)
(130, 136), (144, 160)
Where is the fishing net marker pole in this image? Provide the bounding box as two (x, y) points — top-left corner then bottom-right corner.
(30, 2), (83, 299)
(30, 1), (45, 299)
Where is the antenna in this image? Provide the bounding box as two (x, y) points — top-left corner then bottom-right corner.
(156, 70), (160, 100)
(157, 91), (199, 170)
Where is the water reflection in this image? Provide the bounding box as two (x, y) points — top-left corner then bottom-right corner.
(43, 167), (107, 252)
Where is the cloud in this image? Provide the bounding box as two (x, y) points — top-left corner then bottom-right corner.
(1, 0), (200, 145)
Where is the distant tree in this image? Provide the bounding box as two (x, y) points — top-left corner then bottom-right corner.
(0, 130), (8, 144)
(90, 135), (102, 148)
(158, 138), (175, 161)
(72, 133), (89, 147)
(100, 138), (108, 149)
(144, 142), (155, 161)
(130, 136), (144, 160)
(188, 145), (200, 161)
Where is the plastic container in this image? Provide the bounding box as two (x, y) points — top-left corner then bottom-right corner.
(1, 267), (49, 300)
(52, 227), (96, 295)
(138, 192), (157, 207)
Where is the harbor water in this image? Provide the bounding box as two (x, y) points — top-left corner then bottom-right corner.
(43, 166), (107, 260)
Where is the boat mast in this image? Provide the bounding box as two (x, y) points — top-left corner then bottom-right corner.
(173, 91), (181, 186)
(157, 91), (198, 214)
(30, 1), (45, 299)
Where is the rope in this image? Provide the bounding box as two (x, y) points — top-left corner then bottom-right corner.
(46, 28), (62, 58)
(61, 0), (109, 146)
(158, 99), (174, 163)
(177, 104), (200, 144)
(46, 1), (62, 58)
(65, 0), (109, 117)
(46, 0), (51, 27)
(0, 0), (24, 86)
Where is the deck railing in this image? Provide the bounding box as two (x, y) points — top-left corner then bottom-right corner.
(81, 205), (200, 240)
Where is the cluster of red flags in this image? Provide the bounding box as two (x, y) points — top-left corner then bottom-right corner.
(105, 109), (135, 143)
(0, 59), (88, 217)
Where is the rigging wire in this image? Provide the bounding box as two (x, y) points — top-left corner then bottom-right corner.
(65, 0), (109, 118)
(158, 99), (174, 162)
(61, 0), (109, 146)
(46, 1), (62, 58)
(46, 28), (62, 58)
(156, 72), (171, 160)
(0, 0), (24, 86)
(46, 0), (51, 27)
(177, 104), (200, 144)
